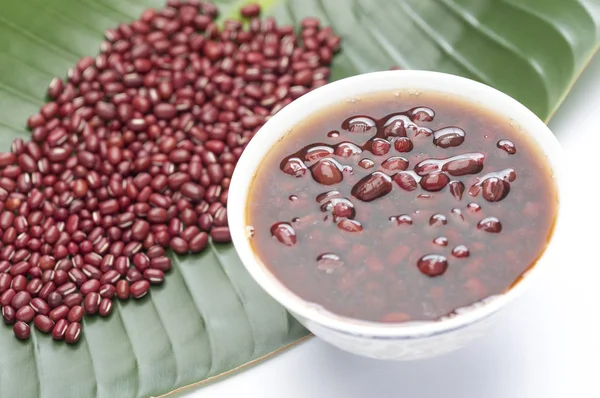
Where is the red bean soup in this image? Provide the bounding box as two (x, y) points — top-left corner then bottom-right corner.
(247, 91), (557, 323)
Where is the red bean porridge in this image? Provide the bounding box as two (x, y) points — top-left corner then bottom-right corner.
(247, 91), (557, 322)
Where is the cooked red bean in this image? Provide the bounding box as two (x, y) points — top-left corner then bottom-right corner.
(351, 172), (392, 202)
(270, 223), (296, 246)
(481, 177), (509, 202)
(26, 278), (42, 296)
(452, 245), (470, 258)
(394, 137), (413, 152)
(126, 268), (143, 284)
(448, 180), (465, 201)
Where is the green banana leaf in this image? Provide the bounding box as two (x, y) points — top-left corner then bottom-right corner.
(0, 0), (597, 397)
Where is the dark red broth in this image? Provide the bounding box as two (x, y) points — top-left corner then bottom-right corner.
(247, 91), (557, 323)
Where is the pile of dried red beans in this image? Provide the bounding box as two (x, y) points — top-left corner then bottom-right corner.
(0, 1), (340, 343)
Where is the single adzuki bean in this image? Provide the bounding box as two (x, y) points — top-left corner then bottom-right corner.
(52, 319), (69, 340)
(65, 322), (82, 344)
(34, 314), (55, 334)
(2, 306), (16, 325)
(13, 320), (30, 339)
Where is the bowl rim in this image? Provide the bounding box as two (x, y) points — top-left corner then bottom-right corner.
(228, 70), (565, 338)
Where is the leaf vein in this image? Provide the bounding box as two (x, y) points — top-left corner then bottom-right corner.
(0, 14), (81, 60)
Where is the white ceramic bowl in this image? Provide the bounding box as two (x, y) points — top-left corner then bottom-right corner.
(228, 70), (564, 360)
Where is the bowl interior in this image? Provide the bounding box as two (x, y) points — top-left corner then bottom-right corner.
(228, 70), (564, 337)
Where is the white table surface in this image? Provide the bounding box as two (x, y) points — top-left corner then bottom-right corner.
(187, 55), (600, 398)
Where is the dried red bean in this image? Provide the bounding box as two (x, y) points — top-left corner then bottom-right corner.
(0, 274), (12, 294)
(30, 297), (50, 315)
(26, 279), (42, 296)
(57, 282), (77, 297)
(98, 298), (113, 317)
(84, 292), (101, 315)
(449, 180), (465, 201)
(0, 2), (340, 344)
(100, 270), (120, 285)
(99, 284), (116, 299)
(11, 275), (27, 292)
(2, 305), (16, 325)
(52, 319), (69, 340)
(65, 322), (81, 344)
(80, 279), (100, 295)
(49, 305), (70, 322)
(34, 314), (55, 333)
(170, 237), (188, 254)
(143, 269), (164, 284)
(16, 305), (35, 323)
(67, 305), (84, 323)
(211, 226), (231, 243)
(63, 293), (83, 308)
(116, 280), (130, 300)
(497, 139), (516, 154)
(240, 3), (261, 17)
(13, 320), (30, 339)
(130, 280), (150, 299)
(47, 292), (63, 309)
(11, 291), (31, 310)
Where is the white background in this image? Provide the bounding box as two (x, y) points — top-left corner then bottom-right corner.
(187, 55), (600, 398)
